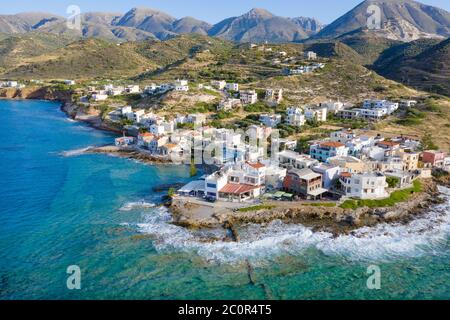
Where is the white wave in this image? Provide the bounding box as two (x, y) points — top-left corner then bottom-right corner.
(119, 200), (156, 212)
(135, 192), (450, 264)
(60, 146), (94, 157)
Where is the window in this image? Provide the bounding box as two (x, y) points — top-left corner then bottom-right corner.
(207, 183), (217, 189)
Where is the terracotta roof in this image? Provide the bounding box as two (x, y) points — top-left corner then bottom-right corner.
(340, 172), (352, 178)
(246, 161), (265, 169)
(139, 132), (154, 137)
(377, 140), (399, 147)
(219, 183), (259, 195)
(163, 143), (178, 149)
(319, 141), (345, 148)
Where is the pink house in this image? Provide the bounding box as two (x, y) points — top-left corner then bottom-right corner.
(422, 150), (445, 167)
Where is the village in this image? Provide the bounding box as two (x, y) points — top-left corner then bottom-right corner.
(2, 49), (449, 211)
(82, 77), (449, 209)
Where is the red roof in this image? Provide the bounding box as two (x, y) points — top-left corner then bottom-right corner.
(139, 132), (154, 137)
(340, 172), (352, 178)
(377, 140), (399, 147)
(320, 141), (345, 148)
(246, 161), (265, 169)
(219, 183), (259, 195)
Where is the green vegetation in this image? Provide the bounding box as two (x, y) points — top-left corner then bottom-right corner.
(432, 169), (449, 179)
(215, 110), (234, 119)
(189, 161), (197, 177)
(177, 123), (195, 130)
(238, 204), (275, 212)
(303, 203), (336, 207)
(243, 102), (272, 113)
(424, 99), (442, 113)
(340, 180), (422, 209)
(396, 108), (425, 126)
(110, 94), (142, 104)
(3, 38), (154, 79)
(167, 188), (176, 199)
(187, 102), (216, 113)
(386, 176), (400, 188)
(420, 133), (439, 151)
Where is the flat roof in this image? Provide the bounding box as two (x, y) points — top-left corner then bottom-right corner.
(178, 180), (205, 193)
(219, 183), (259, 195)
(308, 188), (328, 196)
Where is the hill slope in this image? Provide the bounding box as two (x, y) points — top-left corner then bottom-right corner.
(315, 0), (450, 41)
(373, 37), (450, 96)
(2, 39), (155, 79)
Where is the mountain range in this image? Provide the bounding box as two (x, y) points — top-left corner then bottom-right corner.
(0, 0), (449, 43)
(0, 7), (324, 43)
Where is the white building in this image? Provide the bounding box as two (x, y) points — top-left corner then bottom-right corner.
(320, 101), (345, 114)
(259, 114), (281, 128)
(305, 106), (327, 122)
(304, 51), (317, 60)
(205, 171), (229, 200)
(5, 81), (19, 88)
(340, 172), (388, 199)
(121, 106), (133, 117)
(63, 80), (76, 85)
(126, 85), (140, 93)
(286, 107), (306, 127)
(149, 124), (165, 136)
(91, 94), (108, 101)
(312, 163), (341, 189)
(174, 80), (189, 91)
(187, 114), (206, 125)
(400, 100), (418, 108)
(265, 89), (283, 105)
(225, 83), (239, 91)
(127, 109), (146, 123)
(277, 151), (319, 170)
(217, 98), (241, 111)
(240, 90), (258, 105)
(211, 80), (226, 90)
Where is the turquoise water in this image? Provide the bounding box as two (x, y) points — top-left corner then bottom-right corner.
(0, 99), (449, 300)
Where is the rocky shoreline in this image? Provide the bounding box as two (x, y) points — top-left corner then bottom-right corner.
(83, 145), (179, 165)
(3, 88), (449, 236)
(170, 179), (446, 236)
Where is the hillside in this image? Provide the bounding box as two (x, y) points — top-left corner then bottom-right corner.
(2, 39), (156, 80)
(373, 37), (450, 96)
(0, 33), (77, 73)
(315, 0), (450, 41)
(335, 28), (401, 65)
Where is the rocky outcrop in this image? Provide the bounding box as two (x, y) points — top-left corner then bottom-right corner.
(0, 86), (72, 101)
(172, 179), (442, 235)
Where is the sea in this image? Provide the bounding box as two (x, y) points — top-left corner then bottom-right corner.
(0, 99), (449, 300)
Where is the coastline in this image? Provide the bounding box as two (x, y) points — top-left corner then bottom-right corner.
(170, 179), (447, 236)
(3, 88), (449, 236)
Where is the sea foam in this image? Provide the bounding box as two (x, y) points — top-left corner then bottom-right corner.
(134, 187), (450, 264)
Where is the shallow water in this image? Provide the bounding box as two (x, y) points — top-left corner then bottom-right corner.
(0, 99), (449, 300)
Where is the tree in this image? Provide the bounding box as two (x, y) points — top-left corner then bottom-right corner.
(190, 161), (197, 177)
(167, 188), (176, 199)
(386, 176), (400, 188)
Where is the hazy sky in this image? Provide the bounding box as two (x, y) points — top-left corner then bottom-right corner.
(2, 0), (449, 24)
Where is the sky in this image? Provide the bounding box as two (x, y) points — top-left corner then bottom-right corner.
(1, 0), (449, 24)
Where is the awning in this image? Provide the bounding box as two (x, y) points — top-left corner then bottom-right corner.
(178, 180), (205, 193)
(308, 188), (328, 196)
(219, 183), (259, 195)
